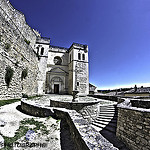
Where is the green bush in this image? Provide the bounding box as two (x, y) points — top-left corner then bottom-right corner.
(5, 43), (11, 50)
(21, 68), (28, 80)
(24, 39), (30, 45)
(0, 99), (20, 107)
(5, 66), (14, 87)
(22, 93), (28, 98)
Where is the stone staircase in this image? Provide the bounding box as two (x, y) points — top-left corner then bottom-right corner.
(92, 104), (129, 150)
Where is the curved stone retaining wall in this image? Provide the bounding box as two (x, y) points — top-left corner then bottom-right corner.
(117, 98), (150, 150)
(50, 99), (100, 123)
(50, 99), (100, 111)
(21, 99), (118, 150)
(89, 95), (118, 102)
(21, 99), (54, 117)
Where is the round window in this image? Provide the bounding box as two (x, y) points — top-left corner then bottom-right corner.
(53, 56), (62, 65)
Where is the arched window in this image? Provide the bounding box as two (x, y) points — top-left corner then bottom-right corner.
(82, 54), (85, 60)
(78, 53), (81, 60)
(54, 56), (62, 65)
(41, 47), (44, 55)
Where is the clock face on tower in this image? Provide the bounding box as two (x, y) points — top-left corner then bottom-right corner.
(53, 56), (62, 65)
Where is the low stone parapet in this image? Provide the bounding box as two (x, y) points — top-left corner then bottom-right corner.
(50, 99), (100, 123)
(89, 94), (118, 102)
(117, 98), (150, 150)
(21, 99), (118, 150)
(130, 99), (150, 109)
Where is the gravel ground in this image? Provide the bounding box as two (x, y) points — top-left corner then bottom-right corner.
(0, 95), (117, 150)
(0, 101), (61, 150)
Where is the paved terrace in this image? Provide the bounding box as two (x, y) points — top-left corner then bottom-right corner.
(28, 94), (116, 107)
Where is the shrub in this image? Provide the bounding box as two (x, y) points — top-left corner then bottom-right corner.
(5, 66), (14, 87)
(5, 43), (11, 50)
(24, 39), (30, 45)
(21, 68), (28, 80)
(22, 93), (28, 98)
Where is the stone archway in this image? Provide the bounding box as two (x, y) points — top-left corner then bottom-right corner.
(51, 77), (63, 94)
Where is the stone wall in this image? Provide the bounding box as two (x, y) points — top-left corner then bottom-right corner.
(50, 99), (100, 123)
(116, 99), (150, 150)
(21, 99), (118, 150)
(0, 0), (38, 99)
(89, 94), (118, 102)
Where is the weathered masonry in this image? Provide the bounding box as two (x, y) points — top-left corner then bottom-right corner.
(0, 0), (89, 100)
(36, 38), (89, 96)
(0, 0), (38, 99)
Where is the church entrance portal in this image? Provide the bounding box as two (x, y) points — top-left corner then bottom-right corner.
(54, 84), (59, 94)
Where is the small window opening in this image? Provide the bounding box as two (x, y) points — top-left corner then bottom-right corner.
(78, 53), (81, 60)
(36, 47), (39, 54)
(77, 82), (79, 86)
(82, 54), (85, 60)
(54, 56), (62, 65)
(41, 47), (44, 55)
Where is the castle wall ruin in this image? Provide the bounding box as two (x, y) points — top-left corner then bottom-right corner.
(0, 0), (38, 100)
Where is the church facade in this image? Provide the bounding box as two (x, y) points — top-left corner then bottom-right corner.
(35, 37), (89, 96)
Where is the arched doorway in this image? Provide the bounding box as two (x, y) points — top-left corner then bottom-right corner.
(51, 77), (63, 94)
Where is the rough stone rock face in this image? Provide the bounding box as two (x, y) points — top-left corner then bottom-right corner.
(117, 99), (150, 150)
(0, 0), (38, 100)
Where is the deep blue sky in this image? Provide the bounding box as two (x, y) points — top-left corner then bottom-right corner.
(9, 0), (150, 89)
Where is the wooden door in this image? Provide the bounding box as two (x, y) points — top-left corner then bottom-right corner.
(54, 84), (59, 94)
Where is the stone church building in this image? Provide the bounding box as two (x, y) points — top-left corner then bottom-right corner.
(35, 37), (89, 96)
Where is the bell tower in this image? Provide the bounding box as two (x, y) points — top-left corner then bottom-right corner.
(68, 43), (89, 95)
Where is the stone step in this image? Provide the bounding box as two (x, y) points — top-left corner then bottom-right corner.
(96, 118), (112, 122)
(92, 123), (104, 131)
(104, 126), (116, 133)
(99, 110), (116, 113)
(92, 122), (107, 129)
(98, 112), (117, 115)
(98, 112), (118, 116)
(98, 115), (118, 119)
(97, 115), (114, 119)
(94, 120), (110, 125)
(98, 112), (116, 116)
(100, 110), (116, 112)
(100, 107), (115, 109)
(100, 105), (116, 108)
(100, 106), (117, 109)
